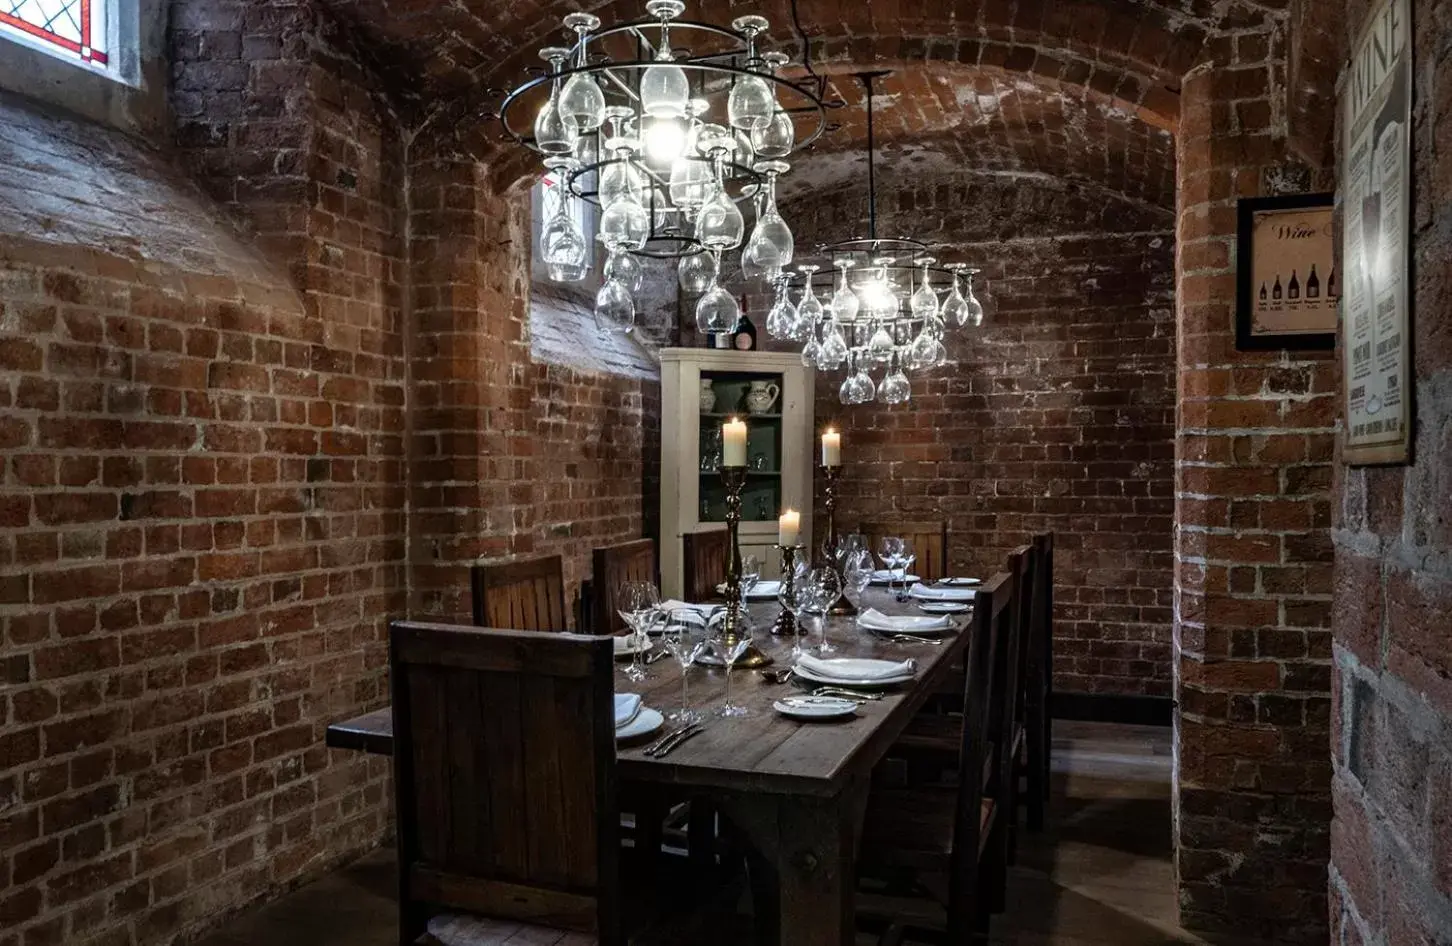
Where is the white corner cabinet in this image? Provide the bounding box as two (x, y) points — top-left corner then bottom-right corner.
(659, 348), (815, 599)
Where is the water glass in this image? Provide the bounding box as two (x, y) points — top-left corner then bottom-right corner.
(661, 609), (707, 723)
(616, 580), (660, 682)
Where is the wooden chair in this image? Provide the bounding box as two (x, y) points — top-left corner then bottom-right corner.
(1024, 532), (1055, 830)
(590, 539), (657, 635)
(470, 555), (568, 632)
(681, 529), (728, 602)
(858, 520), (950, 581)
(390, 621), (622, 945)
(1002, 545), (1036, 866)
(856, 570), (1020, 942)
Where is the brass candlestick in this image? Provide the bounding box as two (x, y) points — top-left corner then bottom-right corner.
(714, 465), (772, 668)
(819, 464), (857, 616)
(770, 544), (803, 636)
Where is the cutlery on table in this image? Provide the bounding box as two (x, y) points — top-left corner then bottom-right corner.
(646, 723), (703, 757)
(651, 725), (705, 757)
(880, 633), (943, 645)
(645, 648), (671, 665)
(759, 666), (793, 684)
(644, 723), (692, 755)
(811, 687), (883, 701)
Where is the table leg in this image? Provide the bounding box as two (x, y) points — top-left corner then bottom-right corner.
(717, 782), (869, 946)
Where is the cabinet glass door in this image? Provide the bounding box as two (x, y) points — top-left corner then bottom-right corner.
(697, 369), (785, 525)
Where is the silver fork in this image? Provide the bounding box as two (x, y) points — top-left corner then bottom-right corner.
(882, 633), (943, 645)
(646, 723), (703, 757)
(811, 687), (883, 701)
(644, 723), (692, 755)
(651, 725), (705, 758)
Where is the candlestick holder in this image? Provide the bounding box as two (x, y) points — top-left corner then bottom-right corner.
(701, 464), (772, 668)
(770, 544), (803, 637)
(819, 464), (858, 616)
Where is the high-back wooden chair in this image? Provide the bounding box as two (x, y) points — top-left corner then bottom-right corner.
(1024, 531), (1055, 830)
(470, 555), (568, 632)
(589, 539), (657, 635)
(859, 520), (950, 581)
(857, 571), (1017, 942)
(390, 621), (621, 945)
(997, 544), (1036, 879)
(681, 529), (728, 602)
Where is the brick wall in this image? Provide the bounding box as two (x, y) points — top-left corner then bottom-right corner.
(785, 174), (1177, 697)
(1329, 0), (1452, 942)
(1172, 23), (1338, 943)
(0, 89), (401, 946)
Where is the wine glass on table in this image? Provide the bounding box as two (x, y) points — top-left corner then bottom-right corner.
(660, 609), (708, 723)
(895, 541), (917, 603)
(806, 567), (842, 655)
(781, 571), (815, 659)
(713, 625), (753, 718)
(878, 536), (905, 597)
(616, 580), (659, 683)
(739, 553), (761, 628)
(843, 549), (874, 611)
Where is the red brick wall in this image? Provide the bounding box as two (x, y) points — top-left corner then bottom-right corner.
(786, 175), (1177, 697)
(1329, 0), (1452, 942)
(0, 88), (401, 945)
(1172, 26), (1338, 943)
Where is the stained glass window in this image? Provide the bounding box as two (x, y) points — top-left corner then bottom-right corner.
(0, 0), (107, 66)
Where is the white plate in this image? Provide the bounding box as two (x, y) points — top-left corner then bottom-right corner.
(774, 696), (858, 720)
(938, 577), (981, 587)
(917, 602), (971, 615)
(909, 584), (976, 602)
(869, 571), (921, 585)
(616, 707), (664, 741)
(613, 635), (653, 658)
(857, 612), (955, 635)
(716, 580), (783, 601)
(791, 664), (916, 689)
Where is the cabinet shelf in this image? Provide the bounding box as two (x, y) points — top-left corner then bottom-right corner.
(699, 469), (781, 477)
(700, 412), (783, 419)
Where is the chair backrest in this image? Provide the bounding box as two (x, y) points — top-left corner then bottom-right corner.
(1004, 544), (1036, 722)
(951, 571), (1013, 871)
(390, 621), (620, 943)
(591, 538), (657, 635)
(682, 529), (729, 602)
(471, 555), (568, 632)
(859, 520), (950, 581)
(1029, 532), (1053, 691)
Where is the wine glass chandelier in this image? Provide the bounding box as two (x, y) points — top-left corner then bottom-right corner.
(498, 1), (832, 335)
(766, 72), (986, 406)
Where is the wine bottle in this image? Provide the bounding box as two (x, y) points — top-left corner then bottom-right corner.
(1288, 269), (1300, 300)
(1272, 275), (1283, 300)
(1306, 264), (1320, 299)
(1259, 282), (1268, 304)
(1327, 266), (1337, 298)
(732, 301), (757, 351)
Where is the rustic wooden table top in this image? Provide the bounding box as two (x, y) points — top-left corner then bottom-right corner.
(326, 588), (971, 799)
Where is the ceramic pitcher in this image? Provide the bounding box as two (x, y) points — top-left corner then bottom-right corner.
(745, 380), (780, 414)
(699, 378), (718, 413)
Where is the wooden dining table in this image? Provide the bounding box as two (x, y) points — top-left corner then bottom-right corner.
(326, 588), (973, 946)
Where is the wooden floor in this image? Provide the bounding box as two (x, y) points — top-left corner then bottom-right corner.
(197, 721), (1202, 946)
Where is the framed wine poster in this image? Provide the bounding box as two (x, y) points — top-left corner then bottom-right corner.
(1236, 194), (1338, 351)
(1341, 0), (1412, 465)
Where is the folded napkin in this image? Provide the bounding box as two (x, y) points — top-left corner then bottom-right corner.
(614, 693), (643, 729)
(856, 607), (951, 633)
(715, 580), (783, 598)
(909, 583), (976, 601)
(796, 653), (916, 681)
(870, 569), (916, 581)
(659, 600), (725, 624)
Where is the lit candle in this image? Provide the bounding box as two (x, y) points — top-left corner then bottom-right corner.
(821, 429), (841, 467)
(722, 418), (748, 468)
(778, 509), (801, 547)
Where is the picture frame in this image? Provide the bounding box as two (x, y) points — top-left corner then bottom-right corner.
(1235, 193), (1338, 351)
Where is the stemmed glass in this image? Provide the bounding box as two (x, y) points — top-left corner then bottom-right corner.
(779, 560), (811, 657)
(805, 567), (842, 655)
(878, 536), (905, 596)
(616, 580), (660, 683)
(843, 552), (874, 610)
(738, 553), (761, 629)
(713, 628), (753, 717)
(660, 609), (708, 723)
(895, 547), (917, 603)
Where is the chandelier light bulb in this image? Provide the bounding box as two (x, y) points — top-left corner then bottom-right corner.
(643, 116), (688, 165)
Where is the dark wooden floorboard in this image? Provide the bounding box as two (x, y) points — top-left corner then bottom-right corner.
(197, 722), (1215, 946)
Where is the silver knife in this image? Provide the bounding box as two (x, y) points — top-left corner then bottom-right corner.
(653, 725), (705, 757)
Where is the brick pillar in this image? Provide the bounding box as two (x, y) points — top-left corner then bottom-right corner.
(1173, 38), (1337, 944)
(404, 148), (534, 620)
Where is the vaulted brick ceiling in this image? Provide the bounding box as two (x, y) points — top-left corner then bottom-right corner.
(321, 0), (1268, 205)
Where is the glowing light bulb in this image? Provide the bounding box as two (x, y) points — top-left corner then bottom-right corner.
(643, 117), (687, 165)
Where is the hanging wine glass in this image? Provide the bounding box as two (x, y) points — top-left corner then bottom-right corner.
(800, 319), (822, 367)
(727, 17), (777, 131)
(879, 354), (911, 404)
(907, 324), (937, 370)
(559, 14), (606, 133)
(765, 277), (794, 338)
(866, 320), (896, 365)
(605, 246), (643, 293)
(639, 1), (689, 119)
(911, 257), (940, 321)
(787, 265), (819, 341)
(818, 319), (850, 369)
(862, 264), (899, 321)
(743, 160), (793, 274)
(668, 102), (713, 209)
(533, 48), (576, 155)
(678, 249), (714, 293)
(963, 269), (985, 326)
(695, 251), (741, 333)
(595, 275), (636, 333)
(598, 108), (645, 206)
(750, 52), (795, 157)
(696, 143), (745, 250)
(942, 264), (969, 325)
(540, 158), (588, 283)
(831, 258), (860, 322)
(839, 352), (876, 405)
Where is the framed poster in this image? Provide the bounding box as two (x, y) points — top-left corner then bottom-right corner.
(1342, 0), (1413, 465)
(1236, 194), (1338, 351)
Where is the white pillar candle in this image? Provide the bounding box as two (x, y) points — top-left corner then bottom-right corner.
(778, 509), (801, 547)
(821, 429), (841, 467)
(722, 418), (748, 467)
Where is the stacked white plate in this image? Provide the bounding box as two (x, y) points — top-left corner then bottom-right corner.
(869, 569), (921, 585)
